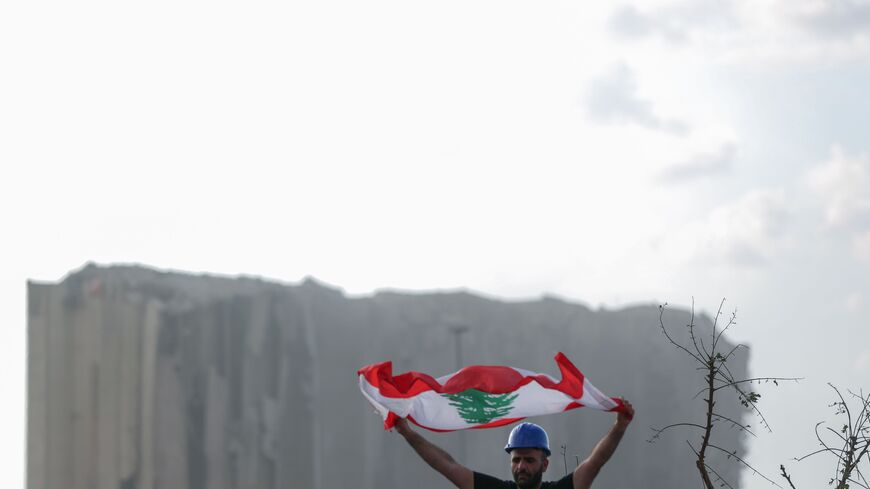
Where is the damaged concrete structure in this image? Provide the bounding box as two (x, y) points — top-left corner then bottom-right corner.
(28, 264), (750, 489)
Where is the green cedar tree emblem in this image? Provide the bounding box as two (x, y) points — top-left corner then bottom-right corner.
(442, 389), (519, 425)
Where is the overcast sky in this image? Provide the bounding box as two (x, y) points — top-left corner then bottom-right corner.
(3, 0), (870, 487)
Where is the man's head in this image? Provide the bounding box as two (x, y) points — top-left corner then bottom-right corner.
(509, 447), (549, 489)
(504, 423), (551, 489)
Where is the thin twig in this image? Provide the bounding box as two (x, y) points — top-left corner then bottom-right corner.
(705, 462), (736, 489)
(779, 465), (797, 489)
(712, 377), (802, 392)
(711, 411), (758, 437)
(659, 304), (704, 364)
(707, 444), (782, 487)
(647, 422), (707, 443)
(687, 297), (709, 359)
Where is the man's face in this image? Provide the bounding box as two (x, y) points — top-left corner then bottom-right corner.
(510, 448), (548, 489)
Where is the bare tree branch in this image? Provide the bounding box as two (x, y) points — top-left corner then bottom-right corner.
(712, 302), (736, 354)
(689, 297), (711, 359)
(779, 465), (797, 489)
(704, 462), (736, 489)
(658, 304), (704, 364)
(711, 411), (758, 437)
(795, 446), (846, 461)
(790, 384), (870, 489)
(720, 343), (745, 363)
(707, 444), (782, 487)
(824, 425), (849, 445)
(718, 362), (773, 433)
(855, 464), (870, 489)
(712, 377), (802, 392)
(656, 299), (790, 489)
(648, 422), (707, 441)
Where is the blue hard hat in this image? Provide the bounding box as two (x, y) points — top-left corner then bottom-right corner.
(504, 422), (551, 456)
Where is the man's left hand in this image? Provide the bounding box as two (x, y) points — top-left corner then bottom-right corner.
(617, 399), (634, 427)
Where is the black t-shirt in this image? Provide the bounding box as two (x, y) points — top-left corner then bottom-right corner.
(473, 471), (573, 489)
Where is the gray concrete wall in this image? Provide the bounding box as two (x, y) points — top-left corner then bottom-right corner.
(27, 264), (751, 489)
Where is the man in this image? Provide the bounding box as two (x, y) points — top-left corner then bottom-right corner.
(394, 400), (634, 489)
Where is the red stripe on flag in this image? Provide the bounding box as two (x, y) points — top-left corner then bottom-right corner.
(357, 352), (586, 399)
(442, 365), (524, 393)
(553, 352), (585, 398)
(563, 401), (586, 411)
(358, 362), (445, 397)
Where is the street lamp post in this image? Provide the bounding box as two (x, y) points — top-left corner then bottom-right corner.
(448, 323), (470, 462)
(449, 324), (469, 370)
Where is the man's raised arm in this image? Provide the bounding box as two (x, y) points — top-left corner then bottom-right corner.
(573, 400), (635, 489)
(395, 418), (474, 489)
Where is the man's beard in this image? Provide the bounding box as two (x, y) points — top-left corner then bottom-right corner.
(512, 468), (544, 489)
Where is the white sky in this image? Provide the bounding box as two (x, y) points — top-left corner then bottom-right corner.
(2, 0), (870, 487)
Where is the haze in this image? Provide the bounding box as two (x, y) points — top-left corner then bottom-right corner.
(3, 1), (870, 487)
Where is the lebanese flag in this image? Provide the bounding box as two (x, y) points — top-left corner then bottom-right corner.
(358, 352), (626, 431)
